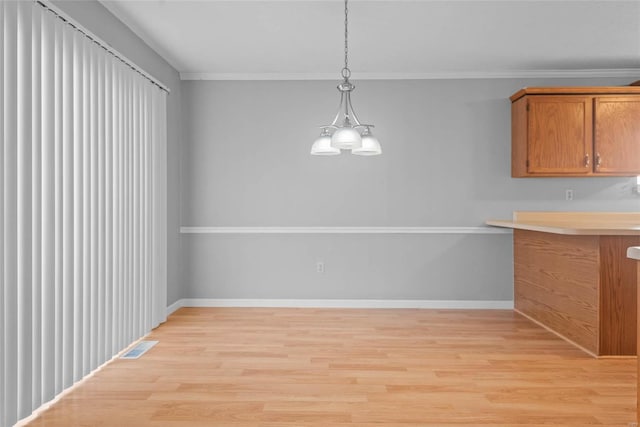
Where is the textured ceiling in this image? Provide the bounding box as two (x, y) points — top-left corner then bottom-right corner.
(100, 0), (640, 80)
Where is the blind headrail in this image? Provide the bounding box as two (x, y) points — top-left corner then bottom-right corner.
(36, 0), (171, 94)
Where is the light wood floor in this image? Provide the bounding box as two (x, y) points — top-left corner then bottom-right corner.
(27, 308), (636, 427)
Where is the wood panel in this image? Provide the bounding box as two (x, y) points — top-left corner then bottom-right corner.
(26, 308), (636, 426)
(526, 96), (592, 175)
(594, 97), (640, 175)
(638, 261), (640, 423)
(514, 229), (600, 354)
(511, 97), (528, 177)
(599, 236), (640, 355)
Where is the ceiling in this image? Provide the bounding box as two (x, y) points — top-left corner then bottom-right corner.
(100, 0), (640, 80)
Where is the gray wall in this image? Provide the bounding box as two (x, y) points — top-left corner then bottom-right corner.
(52, 0), (184, 307)
(36, 1), (640, 304)
(182, 77), (640, 301)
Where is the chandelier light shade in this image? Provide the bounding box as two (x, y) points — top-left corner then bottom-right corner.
(352, 126), (382, 155)
(310, 0), (381, 156)
(331, 127), (362, 150)
(311, 128), (340, 155)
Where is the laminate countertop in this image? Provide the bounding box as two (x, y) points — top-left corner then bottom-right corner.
(486, 211), (640, 236)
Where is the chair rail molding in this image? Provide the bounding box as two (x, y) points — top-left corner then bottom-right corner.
(179, 226), (512, 235)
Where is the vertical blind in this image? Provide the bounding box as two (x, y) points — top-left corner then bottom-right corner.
(1, 2), (168, 425)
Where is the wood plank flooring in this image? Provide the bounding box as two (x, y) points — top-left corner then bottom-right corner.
(27, 308), (636, 427)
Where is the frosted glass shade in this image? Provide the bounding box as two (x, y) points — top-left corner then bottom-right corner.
(352, 133), (382, 156)
(331, 127), (362, 150)
(311, 135), (340, 155)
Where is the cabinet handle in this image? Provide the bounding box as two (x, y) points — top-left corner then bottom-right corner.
(595, 153), (601, 168)
(584, 154), (590, 167)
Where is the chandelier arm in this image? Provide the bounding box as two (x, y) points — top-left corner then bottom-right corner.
(330, 92), (345, 126)
(345, 92), (362, 126)
(344, 93), (350, 117)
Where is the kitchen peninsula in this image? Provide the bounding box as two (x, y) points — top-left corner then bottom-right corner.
(487, 212), (640, 357)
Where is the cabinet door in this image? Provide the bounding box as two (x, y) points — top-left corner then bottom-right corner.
(527, 96), (592, 175)
(594, 97), (640, 175)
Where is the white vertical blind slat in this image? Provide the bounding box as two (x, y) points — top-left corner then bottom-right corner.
(89, 40), (98, 369)
(72, 29), (84, 383)
(125, 70), (132, 344)
(0, 1), (7, 424)
(81, 34), (91, 377)
(4, 2), (19, 425)
(133, 78), (140, 338)
(117, 62), (125, 350)
(40, 2), (56, 404)
(0, 0), (6, 420)
(17, 3), (33, 414)
(30, 3), (43, 411)
(1, 3), (168, 424)
(152, 89), (167, 327)
(61, 18), (74, 391)
(113, 61), (121, 353)
(104, 56), (113, 357)
(97, 48), (106, 365)
(121, 68), (128, 346)
(143, 86), (150, 332)
(53, 14), (64, 396)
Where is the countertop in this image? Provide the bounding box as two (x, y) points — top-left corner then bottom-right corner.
(486, 211), (640, 236)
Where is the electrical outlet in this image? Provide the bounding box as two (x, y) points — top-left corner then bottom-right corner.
(316, 261), (324, 273)
(565, 189), (573, 201)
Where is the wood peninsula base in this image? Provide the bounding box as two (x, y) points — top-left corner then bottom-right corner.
(488, 212), (640, 357)
(625, 246), (640, 423)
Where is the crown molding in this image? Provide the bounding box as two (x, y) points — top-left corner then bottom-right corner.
(180, 69), (640, 81)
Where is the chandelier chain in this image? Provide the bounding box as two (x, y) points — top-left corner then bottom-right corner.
(343, 0), (349, 78)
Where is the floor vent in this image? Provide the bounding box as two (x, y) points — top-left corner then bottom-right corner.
(120, 340), (158, 359)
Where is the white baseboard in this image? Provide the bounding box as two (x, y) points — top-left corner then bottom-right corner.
(166, 299), (184, 316)
(167, 298), (513, 311)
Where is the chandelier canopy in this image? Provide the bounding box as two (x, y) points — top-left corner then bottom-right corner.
(310, 0), (381, 156)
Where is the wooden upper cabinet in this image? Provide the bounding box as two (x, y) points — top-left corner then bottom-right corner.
(527, 96), (592, 175)
(511, 87), (640, 177)
(594, 97), (640, 175)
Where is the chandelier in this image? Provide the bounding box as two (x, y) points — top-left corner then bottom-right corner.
(310, 0), (381, 156)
